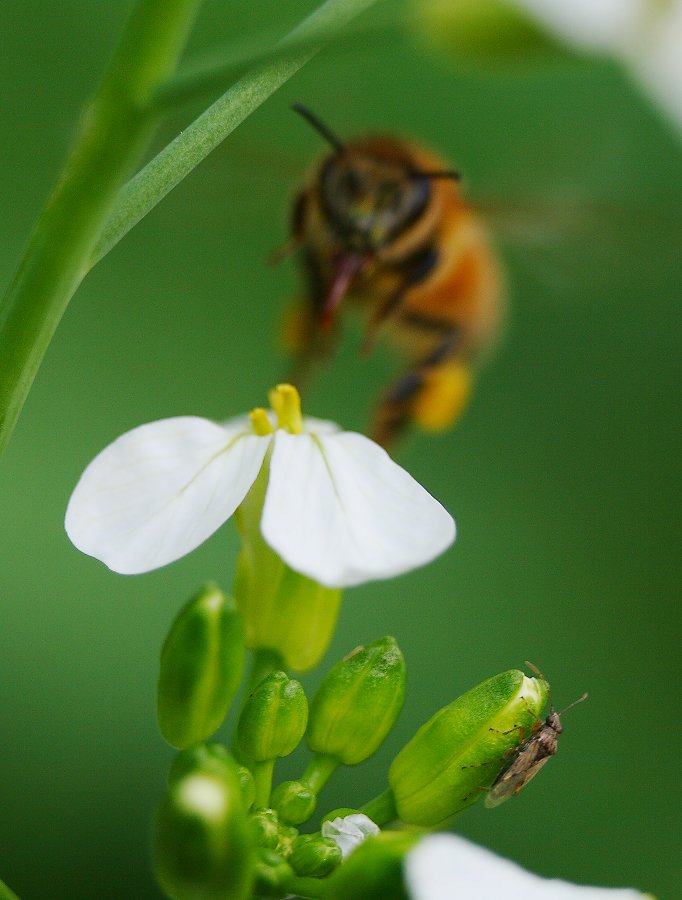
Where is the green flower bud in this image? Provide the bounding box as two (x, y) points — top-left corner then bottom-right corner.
(307, 637), (406, 765)
(409, 0), (567, 69)
(325, 831), (418, 900)
(158, 584), (244, 749)
(237, 765), (255, 810)
(389, 669), (547, 826)
(275, 823), (299, 858)
(254, 849), (294, 898)
(168, 742), (232, 784)
(289, 836), (342, 878)
(237, 672), (308, 761)
(235, 465), (341, 672)
(250, 808), (280, 850)
(270, 780), (317, 825)
(154, 748), (254, 900)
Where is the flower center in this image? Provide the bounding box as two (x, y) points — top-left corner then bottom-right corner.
(268, 383), (303, 434)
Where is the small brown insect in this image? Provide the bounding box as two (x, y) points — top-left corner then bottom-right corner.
(278, 103), (503, 449)
(485, 662), (588, 808)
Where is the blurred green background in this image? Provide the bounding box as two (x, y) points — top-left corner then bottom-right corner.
(1, 1), (680, 898)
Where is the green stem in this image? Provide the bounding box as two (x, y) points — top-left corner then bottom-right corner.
(250, 648), (284, 691)
(89, 0), (381, 269)
(302, 752), (340, 794)
(252, 758), (276, 809)
(359, 787), (397, 826)
(0, 0), (202, 456)
(155, 13), (395, 111)
(283, 875), (328, 900)
(0, 877), (20, 900)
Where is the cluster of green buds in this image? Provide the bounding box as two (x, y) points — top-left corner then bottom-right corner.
(153, 583), (548, 899)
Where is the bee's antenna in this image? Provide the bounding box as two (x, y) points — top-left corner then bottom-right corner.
(558, 692), (589, 717)
(292, 103), (345, 153)
(410, 169), (462, 181)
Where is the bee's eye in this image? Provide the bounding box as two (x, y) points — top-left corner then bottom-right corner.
(339, 168), (364, 200)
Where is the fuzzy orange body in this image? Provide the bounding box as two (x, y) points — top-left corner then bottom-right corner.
(286, 127), (503, 447)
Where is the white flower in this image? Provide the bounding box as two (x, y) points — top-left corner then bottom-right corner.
(321, 814), (380, 859)
(508, 0), (682, 134)
(405, 834), (649, 900)
(65, 385), (455, 588)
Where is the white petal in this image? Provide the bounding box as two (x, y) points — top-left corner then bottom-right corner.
(261, 431), (455, 588)
(302, 415), (341, 436)
(321, 814), (380, 859)
(65, 417), (270, 574)
(405, 834), (648, 900)
(509, 0), (644, 53)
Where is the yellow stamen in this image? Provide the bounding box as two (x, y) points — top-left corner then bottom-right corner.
(268, 383), (303, 434)
(249, 408), (274, 436)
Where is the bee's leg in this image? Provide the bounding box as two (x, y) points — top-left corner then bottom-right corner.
(370, 320), (469, 449)
(285, 248), (339, 393)
(362, 246), (440, 355)
(269, 191), (308, 266)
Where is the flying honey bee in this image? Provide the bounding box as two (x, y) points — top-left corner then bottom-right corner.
(277, 103), (503, 449)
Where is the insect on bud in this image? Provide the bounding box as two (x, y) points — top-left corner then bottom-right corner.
(289, 835), (342, 878)
(154, 747), (254, 900)
(271, 779), (317, 825)
(307, 637), (406, 765)
(157, 584), (244, 749)
(388, 668), (547, 826)
(237, 672), (308, 761)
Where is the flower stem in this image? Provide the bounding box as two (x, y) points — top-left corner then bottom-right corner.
(0, 0), (201, 456)
(250, 648), (284, 691)
(283, 875), (328, 899)
(0, 877), (19, 900)
(302, 752), (340, 794)
(252, 758), (276, 809)
(88, 0), (382, 270)
(359, 787), (398, 826)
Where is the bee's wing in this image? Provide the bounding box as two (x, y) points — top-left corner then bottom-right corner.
(472, 195), (682, 304)
(484, 744), (552, 808)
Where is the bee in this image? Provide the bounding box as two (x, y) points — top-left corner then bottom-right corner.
(278, 103), (503, 449)
(485, 662), (588, 808)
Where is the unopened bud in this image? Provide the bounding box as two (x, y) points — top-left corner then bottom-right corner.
(389, 668), (547, 825)
(154, 747), (254, 899)
(289, 835), (342, 877)
(307, 637), (406, 765)
(158, 584), (244, 749)
(250, 809), (280, 850)
(271, 779), (317, 825)
(237, 672), (308, 761)
(254, 849), (293, 898)
(324, 831), (418, 900)
(237, 765), (255, 810)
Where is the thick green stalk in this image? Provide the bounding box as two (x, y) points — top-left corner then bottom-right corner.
(0, 0), (201, 455)
(0, 877), (19, 900)
(89, 0), (382, 268)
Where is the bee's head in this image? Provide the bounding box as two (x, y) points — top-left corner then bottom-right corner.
(319, 153), (431, 251)
(291, 103), (460, 253)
